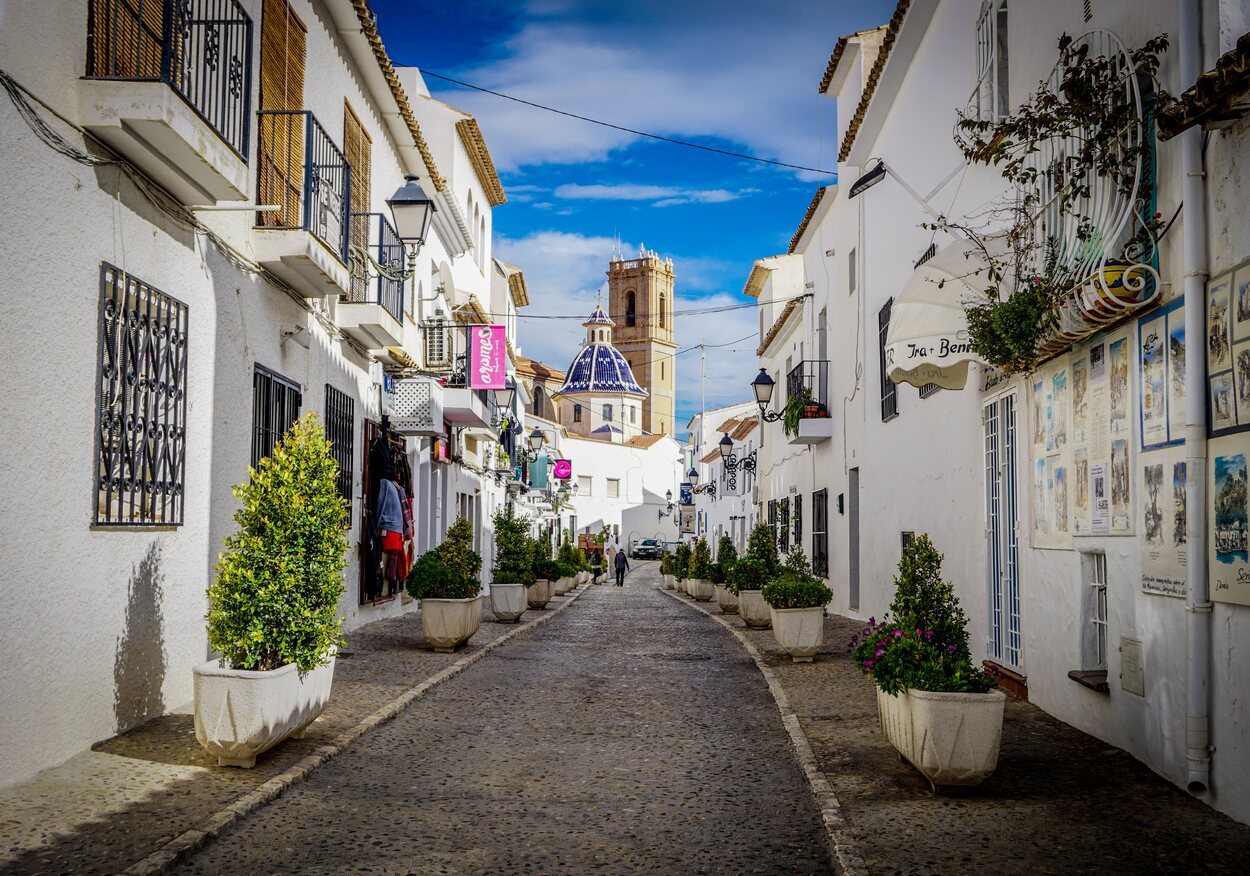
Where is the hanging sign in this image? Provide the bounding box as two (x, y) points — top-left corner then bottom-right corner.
(431, 436), (451, 464)
(680, 482), (693, 505)
(469, 324), (507, 390)
(553, 459), (573, 480)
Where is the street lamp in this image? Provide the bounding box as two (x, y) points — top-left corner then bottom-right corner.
(751, 368), (783, 422)
(686, 467), (700, 486)
(658, 488), (676, 521)
(387, 175), (436, 271)
(492, 382), (516, 429)
(718, 433), (757, 492)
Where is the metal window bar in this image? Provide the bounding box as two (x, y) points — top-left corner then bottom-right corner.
(1004, 394), (1021, 668)
(324, 384), (354, 508)
(256, 110), (351, 262)
(1091, 552), (1109, 669)
(779, 499), (790, 552)
(423, 320), (451, 369)
(94, 263), (189, 526)
(793, 494), (802, 546)
(785, 360), (830, 411)
(86, 0), (253, 155)
(879, 299), (898, 421)
(251, 365), (301, 468)
(812, 489), (828, 578)
(349, 212), (405, 322)
(920, 383), (942, 398)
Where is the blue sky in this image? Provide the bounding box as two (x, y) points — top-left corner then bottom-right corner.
(372, 0), (895, 433)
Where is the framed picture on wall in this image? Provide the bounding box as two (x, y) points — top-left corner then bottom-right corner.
(1208, 259), (1250, 438)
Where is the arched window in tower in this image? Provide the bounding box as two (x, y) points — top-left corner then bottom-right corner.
(625, 291), (636, 327)
(533, 384), (545, 419)
(659, 295), (666, 328)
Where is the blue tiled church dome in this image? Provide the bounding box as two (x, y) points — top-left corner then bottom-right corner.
(557, 307), (647, 396)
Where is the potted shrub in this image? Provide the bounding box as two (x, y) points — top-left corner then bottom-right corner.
(733, 523), (779, 628)
(714, 535), (739, 614)
(528, 536), (555, 608)
(763, 546), (830, 662)
(408, 517), (483, 652)
(672, 542), (692, 596)
(687, 538), (714, 601)
(489, 505), (531, 623)
(660, 552), (674, 589)
(196, 414), (348, 768)
(851, 535), (1004, 789)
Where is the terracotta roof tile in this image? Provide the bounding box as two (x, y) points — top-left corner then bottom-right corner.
(790, 188), (826, 253)
(456, 118), (507, 205)
(1158, 32), (1250, 139)
(731, 416), (759, 440)
(715, 417), (741, 434)
(757, 298), (802, 357)
(819, 35), (854, 94)
(838, 0), (910, 163)
(625, 434), (666, 449)
(700, 448), (721, 464)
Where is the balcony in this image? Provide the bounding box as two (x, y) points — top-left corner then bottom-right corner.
(389, 377), (443, 437)
(443, 369), (494, 431)
(81, 0), (252, 204)
(337, 213), (405, 349)
(787, 360), (832, 445)
(251, 110), (351, 300)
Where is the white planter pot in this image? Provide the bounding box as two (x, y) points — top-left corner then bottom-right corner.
(489, 582), (527, 623)
(738, 590), (771, 629)
(679, 578), (690, 595)
(876, 687), (1007, 789)
(420, 596), (483, 653)
(528, 578), (553, 608)
(663, 574), (674, 590)
(553, 576), (573, 596)
(688, 578), (714, 601)
(715, 585), (739, 614)
(193, 655), (336, 768)
(593, 572), (605, 584)
(769, 605), (825, 662)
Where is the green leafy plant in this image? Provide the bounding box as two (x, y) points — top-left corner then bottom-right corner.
(406, 551), (478, 600)
(673, 542), (691, 581)
(762, 575), (832, 609)
(438, 517), (482, 583)
(491, 505), (534, 587)
(688, 538), (713, 579)
(710, 562), (727, 585)
(782, 387), (822, 438)
(660, 552), (672, 576)
(745, 522), (780, 578)
(208, 414), (348, 673)
(782, 544), (813, 578)
(716, 535), (738, 569)
(850, 534), (994, 695)
(728, 556), (767, 595)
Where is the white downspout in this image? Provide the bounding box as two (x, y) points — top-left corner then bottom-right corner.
(1180, 0), (1212, 795)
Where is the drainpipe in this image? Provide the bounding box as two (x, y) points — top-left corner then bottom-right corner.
(1180, 0), (1211, 795)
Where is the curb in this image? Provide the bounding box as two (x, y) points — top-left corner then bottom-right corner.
(123, 584), (593, 875)
(660, 587), (869, 876)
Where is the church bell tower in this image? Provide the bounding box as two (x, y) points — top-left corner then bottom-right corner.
(608, 247), (677, 436)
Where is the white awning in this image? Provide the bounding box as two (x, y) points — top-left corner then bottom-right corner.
(885, 240), (997, 390)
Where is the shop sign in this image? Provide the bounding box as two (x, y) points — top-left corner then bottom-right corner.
(680, 482), (693, 505)
(431, 436), (451, 464)
(679, 507), (697, 534)
(553, 459), (572, 480)
(469, 324), (507, 390)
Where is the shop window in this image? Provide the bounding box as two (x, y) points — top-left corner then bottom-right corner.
(252, 365), (301, 468)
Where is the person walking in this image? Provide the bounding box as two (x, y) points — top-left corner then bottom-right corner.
(614, 547), (629, 587)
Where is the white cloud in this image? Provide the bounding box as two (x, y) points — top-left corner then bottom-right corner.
(552, 183), (748, 206)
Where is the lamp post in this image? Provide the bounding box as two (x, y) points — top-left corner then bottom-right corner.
(718, 433), (757, 493)
(493, 382), (516, 429)
(387, 175), (436, 272)
(658, 488), (676, 521)
(751, 368), (784, 423)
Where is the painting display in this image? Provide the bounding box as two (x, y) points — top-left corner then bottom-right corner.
(1140, 445), (1187, 597)
(1210, 433), (1250, 606)
(1207, 263), (1250, 438)
(1031, 357), (1075, 549)
(1137, 297), (1185, 450)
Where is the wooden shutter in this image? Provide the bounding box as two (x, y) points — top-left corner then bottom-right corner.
(258, 0), (306, 227)
(343, 101), (372, 269)
(89, 0), (164, 78)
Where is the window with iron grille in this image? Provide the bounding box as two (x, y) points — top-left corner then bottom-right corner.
(879, 298), (898, 421)
(1081, 551), (1109, 670)
(793, 494), (803, 547)
(812, 489), (828, 577)
(974, 0), (1010, 122)
(778, 498), (790, 552)
(94, 263), (189, 526)
(252, 365), (301, 468)
(573, 404), (583, 423)
(324, 384), (354, 507)
(902, 531), (915, 553)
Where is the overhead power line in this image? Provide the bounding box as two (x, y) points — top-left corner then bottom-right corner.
(418, 68), (838, 177)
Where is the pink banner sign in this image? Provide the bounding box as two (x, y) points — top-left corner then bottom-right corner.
(553, 460), (572, 480)
(469, 324), (506, 390)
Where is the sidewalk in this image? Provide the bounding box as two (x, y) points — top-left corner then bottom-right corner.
(669, 591), (1250, 875)
(0, 587), (588, 875)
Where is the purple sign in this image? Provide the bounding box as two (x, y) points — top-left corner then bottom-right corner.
(469, 324), (506, 390)
(553, 460), (572, 480)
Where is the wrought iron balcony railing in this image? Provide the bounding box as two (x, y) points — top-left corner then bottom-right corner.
(87, 0), (253, 156)
(786, 360), (830, 413)
(348, 212), (405, 322)
(256, 110), (352, 262)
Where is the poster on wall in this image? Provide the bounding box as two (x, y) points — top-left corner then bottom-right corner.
(1109, 330), (1132, 438)
(1031, 358), (1074, 549)
(1140, 445), (1188, 597)
(1111, 437), (1132, 533)
(1210, 433), (1250, 605)
(1090, 462), (1110, 535)
(1204, 265), (1250, 439)
(1138, 298), (1185, 451)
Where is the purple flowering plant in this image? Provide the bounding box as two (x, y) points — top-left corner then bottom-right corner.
(849, 535), (993, 696)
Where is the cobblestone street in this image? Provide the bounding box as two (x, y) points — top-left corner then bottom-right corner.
(173, 562), (832, 874)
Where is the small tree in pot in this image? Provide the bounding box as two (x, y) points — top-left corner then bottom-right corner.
(197, 414), (348, 767)
(672, 542), (692, 594)
(713, 535), (739, 614)
(528, 534), (558, 609)
(763, 545), (831, 662)
(687, 538), (714, 601)
(735, 522), (779, 627)
(408, 517), (483, 652)
(489, 505), (533, 623)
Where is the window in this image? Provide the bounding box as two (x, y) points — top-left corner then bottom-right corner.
(901, 531), (915, 552)
(257, 0), (306, 229)
(778, 498), (790, 552)
(573, 403), (583, 423)
(578, 475), (592, 495)
(94, 263), (189, 526)
(344, 101), (372, 302)
(630, 406), (636, 424)
(974, 0), (1009, 122)
(661, 361), (665, 380)
(659, 294), (666, 328)
(603, 403), (613, 423)
(252, 365), (302, 467)
(848, 247), (857, 295)
(1081, 551), (1109, 671)
(812, 490), (828, 577)
(607, 478), (620, 498)
(533, 384), (545, 419)
(793, 494), (803, 546)
(625, 291), (636, 326)
(879, 298), (898, 421)
(324, 384), (354, 507)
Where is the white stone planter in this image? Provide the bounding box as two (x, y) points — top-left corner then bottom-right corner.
(679, 578), (690, 595)
(663, 574), (674, 590)
(688, 578), (714, 601)
(420, 596), (483, 653)
(594, 573), (605, 584)
(876, 687), (1007, 789)
(528, 578), (553, 608)
(769, 605), (825, 662)
(715, 585), (739, 614)
(193, 655), (336, 768)
(554, 575), (574, 596)
(489, 582), (527, 623)
(738, 590), (771, 629)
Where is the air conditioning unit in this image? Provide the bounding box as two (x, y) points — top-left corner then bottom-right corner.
(390, 377), (443, 436)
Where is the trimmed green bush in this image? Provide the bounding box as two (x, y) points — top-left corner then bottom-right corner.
(660, 552), (672, 576)
(688, 538), (712, 579)
(728, 556), (768, 595)
(439, 517), (482, 583)
(407, 551), (478, 600)
(710, 562), (727, 585)
(208, 414), (348, 673)
(673, 542), (691, 581)
(491, 505), (534, 586)
(762, 575), (832, 609)
(716, 535), (738, 568)
(745, 522), (779, 577)
(782, 544), (812, 578)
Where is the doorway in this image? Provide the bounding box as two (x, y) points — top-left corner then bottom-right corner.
(849, 467), (860, 611)
(983, 392), (1022, 670)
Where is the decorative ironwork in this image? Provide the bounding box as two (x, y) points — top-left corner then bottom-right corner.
(86, 0), (253, 156)
(348, 212), (405, 322)
(324, 384), (354, 507)
(257, 110), (352, 262)
(786, 359), (830, 411)
(94, 263), (189, 526)
(251, 365), (301, 468)
(722, 442), (757, 493)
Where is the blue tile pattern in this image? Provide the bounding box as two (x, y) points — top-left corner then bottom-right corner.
(592, 424), (622, 433)
(556, 307), (647, 396)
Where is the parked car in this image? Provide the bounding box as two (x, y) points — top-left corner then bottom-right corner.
(631, 539), (663, 560)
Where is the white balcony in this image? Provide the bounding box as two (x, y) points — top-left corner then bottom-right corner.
(790, 417), (833, 445)
(251, 229), (350, 301)
(443, 386), (493, 430)
(79, 79), (249, 204)
(390, 378), (443, 437)
(336, 301), (404, 350)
